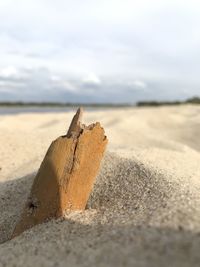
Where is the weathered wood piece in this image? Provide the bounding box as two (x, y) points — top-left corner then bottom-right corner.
(12, 108), (107, 238)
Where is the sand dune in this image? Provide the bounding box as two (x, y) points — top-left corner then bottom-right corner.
(0, 105), (200, 266)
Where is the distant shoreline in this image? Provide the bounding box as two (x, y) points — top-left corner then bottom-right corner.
(0, 97), (199, 107)
(0, 102), (132, 108)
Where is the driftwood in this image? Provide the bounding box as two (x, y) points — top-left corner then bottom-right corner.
(12, 108), (107, 238)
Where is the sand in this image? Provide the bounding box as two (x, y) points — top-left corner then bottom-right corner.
(0, 105), (200, 266)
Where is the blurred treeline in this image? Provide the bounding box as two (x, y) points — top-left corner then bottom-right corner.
(136, 97), (200, 107)
(0, 97), (199, 107)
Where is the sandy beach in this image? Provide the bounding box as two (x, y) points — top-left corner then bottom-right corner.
(0, 105), (200, 267)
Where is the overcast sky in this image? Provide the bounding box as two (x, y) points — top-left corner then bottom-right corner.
(0, 0), (200, 103)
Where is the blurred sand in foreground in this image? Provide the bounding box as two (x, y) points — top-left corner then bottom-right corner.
(0, 105), (200, 267)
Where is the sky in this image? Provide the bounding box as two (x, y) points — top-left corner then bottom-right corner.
(0, 0), (200, 103)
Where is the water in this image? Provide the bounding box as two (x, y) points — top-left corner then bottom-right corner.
(0, 106), (122, 115)
(0, 106), (80, 115)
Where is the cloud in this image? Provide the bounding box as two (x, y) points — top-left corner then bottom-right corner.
(0, 66), (18, 78)
(0, 80), (26, 91)
(51, 76), (77, 92)
(0, 0), (200, 102)
(131, 80), (147, 89)
(82, 73), (101, 85)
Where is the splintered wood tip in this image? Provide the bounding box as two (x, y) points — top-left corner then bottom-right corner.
(67, 107), (83, 137)
(76, 107), (83, 121)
